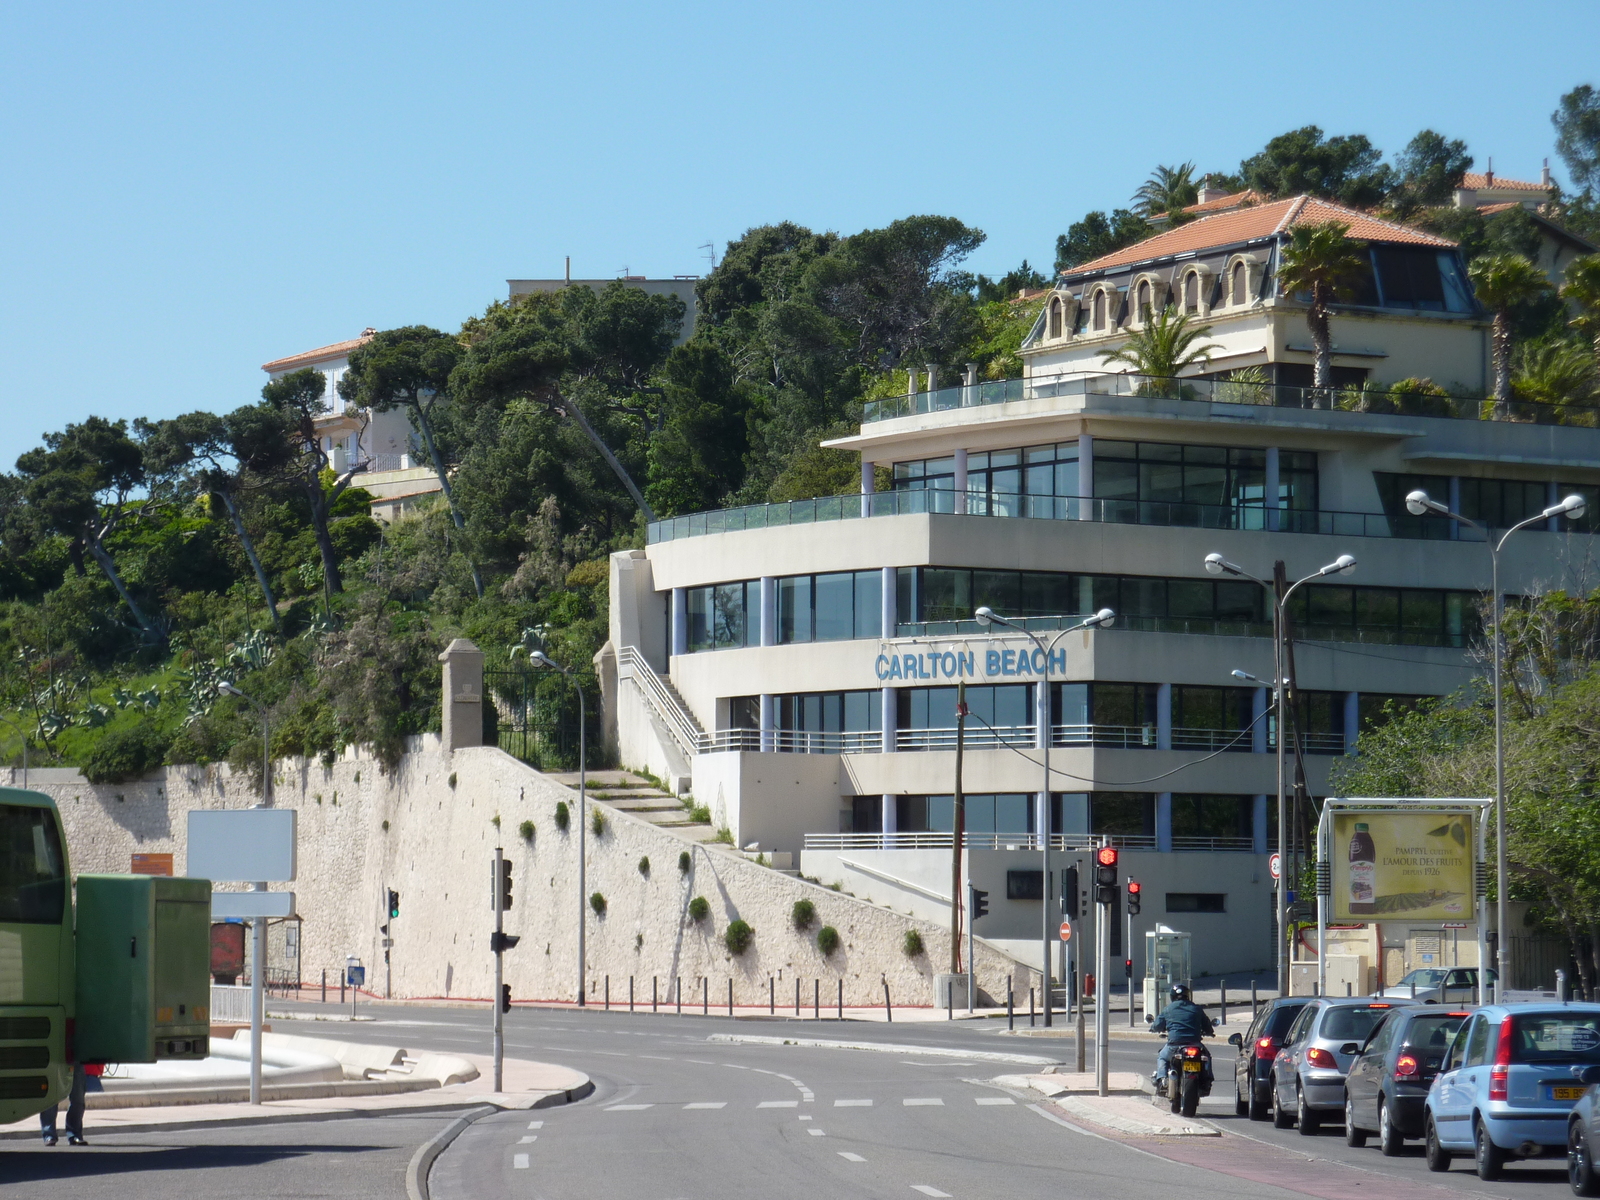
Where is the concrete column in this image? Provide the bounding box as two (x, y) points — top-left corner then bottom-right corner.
(860, 460), (875, 518)
(1264, 446), (1281, 532)
(438, 638), (485, 752)
(880, 567), (897, 639)
(1036, 792), (1051, 842)
(881, 687), (897, 754)
(953, 448), (968, 515)
(671, 587), (688, 657)
(1077, 433), (1094, 520)
(1156, 683), (1172, 751)
(1252, 687), (1269, 753)
(1156, 793), (1173, 852)
(1252, 794), (1269, 854)
(759, 576), (776, 647)
(1448, 476), (1462, 541)
(760, 693), (775, 753)
(881, 795), (898, 834)
(1036, 681), (1050, 750)
(924, 363), (938, 396)
(1343, 691), (1361, 755)
(906, 367), (919, 397)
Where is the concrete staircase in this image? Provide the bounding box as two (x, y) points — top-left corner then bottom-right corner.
(543, 770), (723, 844)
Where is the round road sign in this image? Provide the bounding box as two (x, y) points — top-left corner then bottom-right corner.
(1269, 852), (1281, 880)
(1059, 922), (1072, 941)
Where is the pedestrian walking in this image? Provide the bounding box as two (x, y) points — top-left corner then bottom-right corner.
(40, 1063), (103, 1145)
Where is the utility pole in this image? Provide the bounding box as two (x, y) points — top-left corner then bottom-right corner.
(966, 879), (976, 1013)
(493, 846), (504, 1092)
(952, 681), (966, 982)
(1093, 841), (1117, 1097)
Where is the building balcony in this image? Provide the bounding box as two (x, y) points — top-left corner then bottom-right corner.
(800, 831), (1258, 853)
(704, 723), (1345, 756)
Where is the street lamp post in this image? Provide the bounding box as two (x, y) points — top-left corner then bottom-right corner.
(972, 606), (1116, 1026)
(1203, 552), (1356, 997)
(218, 680), (271, 1106)
(0, 714), (28, 790)
(1403, 488), (1587, 1002)
(527, 650), (588, 1007)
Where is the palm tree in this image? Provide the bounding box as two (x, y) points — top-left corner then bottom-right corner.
(1101, 307), (1221, 396)
(1469, 253), (1553, 415)
(1133, 163), (1199, 219)
(1514, 339), (1597, 423)
(1276, 222), (1368, 405)
(1562, 254), (1600, 370)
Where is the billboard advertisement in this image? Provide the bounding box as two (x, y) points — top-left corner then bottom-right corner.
(1329, 809), (1475, 922)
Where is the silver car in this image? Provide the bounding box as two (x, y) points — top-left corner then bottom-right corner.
(1380, 967), (1496, 1005)
(1272, 998), (1418, 1134)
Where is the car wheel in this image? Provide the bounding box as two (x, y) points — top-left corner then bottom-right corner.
(1272, 1077), (1295, 1129)
(1345, 1098), (1368, 1147)
(1425, 1113), (1452, 1172)
(1378, 1096), (1404, 1157)
(1248, 1080), (1269, 1122)
(1571, 1121), (1600, 1196)
(1475, 1117), (1505, 1182)
(1297, 1083), (1321, 1135)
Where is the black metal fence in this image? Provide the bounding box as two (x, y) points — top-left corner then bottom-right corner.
(484, 667), (599, 770)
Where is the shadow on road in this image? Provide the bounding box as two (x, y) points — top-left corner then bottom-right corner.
(0, 1141), (392, 1184)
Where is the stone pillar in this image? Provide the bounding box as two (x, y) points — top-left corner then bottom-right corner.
(1252, 687), (1269, 753)
(1156, 793), (1174, 853)
(1156, 683), (1172, 751)
(438, 638), (485, 752)
(1252, 794), (1269, 854)
(881, 794), (898, 834)
(953, 449), (968, 515)
(1264, 446), (1281, 532)
(671, 587), (688, 657)
(1077, 433), (1094, 521)
(881, 567), (897, 639)
(1343, 691), (1361, 755)
(760, 693), (775, 753)
(924, 363), (938, 396)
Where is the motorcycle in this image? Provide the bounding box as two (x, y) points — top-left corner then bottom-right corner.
(1152, 1039), (1213, 1116)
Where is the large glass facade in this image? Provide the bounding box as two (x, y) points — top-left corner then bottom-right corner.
(778, 571), (881, 643)
(897, 685), (1033, 731)
(1092, 440), (1316, 513)
(685, 581), (756, 651)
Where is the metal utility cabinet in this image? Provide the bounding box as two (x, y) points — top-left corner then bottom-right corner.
(75, 875), (212, 1062)
(1142, 926), (1192, 1017)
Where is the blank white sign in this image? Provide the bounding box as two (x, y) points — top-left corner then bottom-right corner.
(187, 809), (297, 882)
(212, 891), (296, 918)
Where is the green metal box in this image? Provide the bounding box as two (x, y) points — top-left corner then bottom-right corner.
(75, 875), (212, 1062)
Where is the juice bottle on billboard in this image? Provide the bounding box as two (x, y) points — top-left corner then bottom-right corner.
(1348, 821), (1377, 914)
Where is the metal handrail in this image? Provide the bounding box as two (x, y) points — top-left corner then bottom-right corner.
(802, 831), (1255, 852)
(617, 646), (706, 759)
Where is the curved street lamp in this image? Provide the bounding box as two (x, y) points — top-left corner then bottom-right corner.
(1203, 552), (1356, 996)
(525, 648), (588, 1008)
(1404, 488), (1587, 1001)
(972, 605), (1115, 1027)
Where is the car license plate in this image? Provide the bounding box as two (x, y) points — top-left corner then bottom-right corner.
(1552, 1086), (1586, 1101)
(1183, 1060), (1203, 1073)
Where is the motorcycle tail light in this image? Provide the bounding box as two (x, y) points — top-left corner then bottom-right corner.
(1255, 1037), (1277, 1060)
(1490, 1018), (1513, 1101)
(1182, 1045), (1202, 1058)
(1306, 1047), (1337, 1068)
(1394, 1054), (1420, 1078)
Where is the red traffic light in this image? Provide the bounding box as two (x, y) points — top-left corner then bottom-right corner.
(1095, 845), (1119, 867)
(1127, 880), (1141, 894)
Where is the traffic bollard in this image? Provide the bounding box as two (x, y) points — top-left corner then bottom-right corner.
(769, 975), (774, 1016)
(813, 978), (819, 1020)
(653, 976), (658, 1012)
(837, 979), (843, 1021)
(1029, 987), (1035, 1028)
(703, 976), (708, 1016)
(1007, 982), (1014, 1031)
(630, 975), (635, 1013)
(1220, 979), (1226, 1027)
(883, 979), (892, 1023)
(795, 977), (801, 1016)
(676, 976), (682, 1014)
(605, 976), (610, 1011)
(728, 978), (734, 1017)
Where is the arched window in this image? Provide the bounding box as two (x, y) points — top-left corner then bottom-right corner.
(1232, 261), (1247, 306)
(1137, 281), (1151, 321)
(1048, 297), (1063, 339)
(1184, 273), (1199, 312)
(1093, 290), (1106, 331)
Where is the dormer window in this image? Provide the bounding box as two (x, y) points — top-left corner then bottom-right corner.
(1093, 290), (1106, 331)
(1048, 297), (1064, 339)
(1183, 273), (1199, 313)
(1136, 281), (1152, 322)
(1231, 261), (1247, 307)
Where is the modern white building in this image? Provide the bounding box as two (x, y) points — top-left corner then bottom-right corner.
(603, 208), (1600, 982)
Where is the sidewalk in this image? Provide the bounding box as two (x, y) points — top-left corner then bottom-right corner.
(0, 1054), (590, 1140)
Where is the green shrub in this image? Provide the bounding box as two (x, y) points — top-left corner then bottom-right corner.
(816, 925), (840, 956)
(590, 892), (607, 915)
(712, 825), (734, 844)
(688, 804), (711, 823)
(902, 929), (924, 957)
(591, 808), (606, 837)
(688, 895), (710, 922)
(791, 899), (816, 930)
(519, 820), (535, 841)
(82, 724), (173, 784)
(678, 850), (691, 874)
(724, 919), (754, 956)
(638, 855), (650, 876)
(555, 801), (569, 831)
(448, 771), (458, 788)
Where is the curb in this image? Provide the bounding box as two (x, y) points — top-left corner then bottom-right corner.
(407, 1105), (497, 1200)
(1053, 1093), (1219, 1138)
(705, 1033), (1063, 1066)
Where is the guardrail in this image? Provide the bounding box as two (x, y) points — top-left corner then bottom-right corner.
(617, 646), (707, 760)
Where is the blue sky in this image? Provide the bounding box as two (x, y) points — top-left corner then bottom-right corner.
(2, 1), (1597, 471)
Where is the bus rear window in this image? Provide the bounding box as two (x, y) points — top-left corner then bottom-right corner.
(0, 805), (66, 924)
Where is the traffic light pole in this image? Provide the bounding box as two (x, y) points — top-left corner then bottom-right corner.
(1096, 875), (1109, 1096)
(493, 844), (504, 1093)
(1127, 904), (1134, 1028)
(966, 879), (975, 1013)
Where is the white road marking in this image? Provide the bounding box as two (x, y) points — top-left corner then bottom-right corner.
(903, 1098), (944, 1106)
(513, 1154), (529, 1169)
(910, 1187), (950, 1197)
(807, 1127), (825, 1136)
(518, 1135), (537, 1143)
(834, 1099), (872, 1107)
(527, 1121), (543, 1128)
(838, 1152), (867, 1162)
(684, 1102), (726, 1109)
(606, 1104), (653, 1111)
(798, 1115), (812, 1121)
(758, 1100), (798, 1108)
(686, 1059), (716, 1064)
(974, 1097), (1015, 1105)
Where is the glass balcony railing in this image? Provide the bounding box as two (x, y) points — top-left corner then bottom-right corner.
(861, 372), (1600, 426)
(894, 613), (1473, 651)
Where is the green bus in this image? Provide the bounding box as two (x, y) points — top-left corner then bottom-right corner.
(0, 786), (73, 1123)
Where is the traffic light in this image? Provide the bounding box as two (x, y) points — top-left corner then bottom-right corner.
(969, 884), (989, 921)
(1061, 866), (1080, 920)
(495, 859), (513, 911)
(1124, 958), (1133, 980)
(388, 889), (400, 919)
(1094, 845), (1119, 905)
(1126, 878), (1142, 916)
(500, 984), (511, 1013)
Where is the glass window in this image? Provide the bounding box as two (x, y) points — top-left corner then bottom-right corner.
(1091, 793), (1154, 836)
(813, 573), (855, 642)
(1321, 1005), (1396, 1042)
(853, 570), (882, 640)
(1508, 1014), (1600, 1063)
(1170, 795), (1251, 839)
(686, 581), (753, 651)
(1464, 1016), (1492, 1067)
(1090, 683), (1158, 728)
(0, 804), (66, 924)
(778, 576), (812, 644)
(1166, 892), (1227, 913)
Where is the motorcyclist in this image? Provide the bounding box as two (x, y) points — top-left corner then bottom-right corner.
(1150, 983), (1215, 1084)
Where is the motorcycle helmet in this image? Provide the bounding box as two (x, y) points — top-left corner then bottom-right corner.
(1169, 984), (1191, 1003)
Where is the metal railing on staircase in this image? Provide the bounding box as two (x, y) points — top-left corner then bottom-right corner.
(617, 646), (707, 759)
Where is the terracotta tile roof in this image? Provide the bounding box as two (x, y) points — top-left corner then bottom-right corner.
(1182, 188), (1267, 214)
(261, 331), (374, 373)
(1062, 195), (1456, 278)
(1475, 202), (1521, 215)
(1460, 173), (1544, 191)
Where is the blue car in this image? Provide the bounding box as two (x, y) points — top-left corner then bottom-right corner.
(1424, 1002), (1600, 1181)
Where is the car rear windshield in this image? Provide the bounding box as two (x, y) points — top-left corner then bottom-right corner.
(0, 803), (67, 924)
(1401, 1013), (1467, 1053)
(1509, 1014), (1600, 1064)
(1265, 1003), (1309, 1037)
(1322, 1006), (1394, 1041)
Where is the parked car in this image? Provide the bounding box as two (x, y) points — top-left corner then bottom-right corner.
(1271, 998), (1416, 1134)
(1424, 1002), (1600, 1181)
(1344, 1004), (1473, 1154)
(1563, 1063), (1600, 1195)
(1228, 997), (1311, 1120)
(1381, 967), (1497, 1005)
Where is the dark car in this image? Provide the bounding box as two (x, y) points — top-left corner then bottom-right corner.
(1271, 998), (1417, 1133)
(1563, 1063), (1600, 1195)
(1344, 1004), (1473, 1154)
(1228, 997), (1311, 1120)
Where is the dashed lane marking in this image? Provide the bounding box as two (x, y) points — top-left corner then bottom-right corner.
(834, 1099), (872, 1107)
(807, 1128), (825, 1137)
(513, 1155), (529, 1170)
(838, 1152), (866, 1162)
(606, 1104), (653, 1111)
(975, 1097), (1015, 1105)
(910, 1187), (950, 1197)
(758, 1101), (798, 1108)
(518, 1136), (537, 1143)
(527, 1121), (543, 1129)
(684, 1102), (727, 1109)
(903, 1098), (944, 1106)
